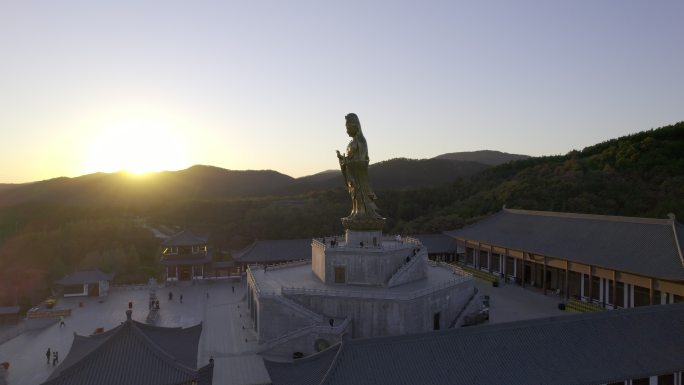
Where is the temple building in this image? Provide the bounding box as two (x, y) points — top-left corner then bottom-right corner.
(160, 230), (212, 282)
(233, 238), (312, 271)
(55, 270), (114, 298)
(265, 303), (684, 385)
(42, 310), (213, 385)
(446, 207), (684, 307)
(246, 113), (475, 358)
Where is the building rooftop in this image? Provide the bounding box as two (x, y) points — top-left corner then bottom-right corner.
(234, 239), (312, 264)
(162, 230), (209, 247)
(412, 233), (458, 255)
(160, 251), (213, 266)
(266, 303), (684, 385)
(55, 270), (114, 286)
(42, 310), (212, 385)
(446, 208), (684, 281)
(0, 306), (20, 316)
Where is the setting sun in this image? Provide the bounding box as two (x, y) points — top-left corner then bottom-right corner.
(84, 119), (190, 175)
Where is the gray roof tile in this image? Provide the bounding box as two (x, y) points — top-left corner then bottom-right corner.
(162, 230), (208, 247)
(268, 304), (684, 385)
(234, 239), (312, 263)
(264, 344), (341, 385)
(413, 233), (457, 255)
(446, 209), (684, 280)
(55, 270), (114, 285)
(42, 311), (212, 385)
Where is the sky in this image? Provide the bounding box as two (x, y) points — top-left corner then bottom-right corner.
(1, 1), (683, 183)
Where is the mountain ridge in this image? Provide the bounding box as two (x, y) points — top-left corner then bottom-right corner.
(0, 150), (524, 207)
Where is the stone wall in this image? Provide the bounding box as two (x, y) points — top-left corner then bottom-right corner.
(256, 296), (319, 341)
(285, 278), (475, 338)
(323, 246), (417, 286)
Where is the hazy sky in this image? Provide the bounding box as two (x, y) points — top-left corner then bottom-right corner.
(1, 1), (682, 183)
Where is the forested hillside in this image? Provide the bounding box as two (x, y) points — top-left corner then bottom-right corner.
(0, 121), (681, 308)
(388, 121), (684, 233)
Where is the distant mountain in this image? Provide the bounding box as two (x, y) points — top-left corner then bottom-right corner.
(0, 183), (24, 193)
(0, 166), (295, 207)
(0, 154), (504, 207)
(434, 150), (530, 165)
(389, 121), (684, 233)
(285, 158), (489, 194)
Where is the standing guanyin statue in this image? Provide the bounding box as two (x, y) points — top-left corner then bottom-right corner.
(336, 113), (385, 231)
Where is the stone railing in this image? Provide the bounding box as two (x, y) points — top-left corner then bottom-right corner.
(258, 316), (351, 353)
(264, 259), (310, 271)
(283, 275), (470, 301)
(247, 266), (273, 297)
(428, 260), (473, 278)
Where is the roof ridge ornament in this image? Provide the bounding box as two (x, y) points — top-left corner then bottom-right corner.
(668, 213), (684, 268)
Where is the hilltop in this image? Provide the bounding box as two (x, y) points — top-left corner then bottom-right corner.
(0, 150), (525, 207)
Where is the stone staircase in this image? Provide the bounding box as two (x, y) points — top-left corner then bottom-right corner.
(387, 251), (426, 287)
(274, 294), (323, 324)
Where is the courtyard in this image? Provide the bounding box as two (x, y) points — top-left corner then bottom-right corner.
(0, 275), (569, 385)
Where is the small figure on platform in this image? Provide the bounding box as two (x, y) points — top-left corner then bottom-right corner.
(59, 316), (65, 328)
(180, 294), (183, 304)
(52, 351), (59, 366)
(168, 292), (173, 301)
(45, 348), (51, 365)
(232, 285), (235, 294)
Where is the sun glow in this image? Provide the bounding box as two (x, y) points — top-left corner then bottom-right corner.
(84, 119), (190, 175)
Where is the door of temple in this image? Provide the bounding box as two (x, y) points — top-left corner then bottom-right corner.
(179, 267), (192, 281)
(334, 267), (346, 284)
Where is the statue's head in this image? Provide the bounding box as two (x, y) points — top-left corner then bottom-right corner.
(345, 113), (361, 137)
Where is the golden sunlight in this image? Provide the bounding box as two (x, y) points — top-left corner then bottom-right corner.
(84, 119), (190, 175)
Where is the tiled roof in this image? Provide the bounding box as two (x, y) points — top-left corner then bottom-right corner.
(0, 306), (20, 315)
(268, 304), (684, 385)
(233, 239), (312, 263)
(42, 310), (212, 385)
(211, 260), (236, 268)
(264, 344), (341, 385)
(160, 251), (213, 266)
(55, 270), (114, 285)
(446, 209), (684, 280)
(413, 233), (457, 255)
(162, 230), (209, 247)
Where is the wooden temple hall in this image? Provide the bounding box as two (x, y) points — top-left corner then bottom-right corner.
(446, 208), (684, 308)
(160, 230), (212, 281)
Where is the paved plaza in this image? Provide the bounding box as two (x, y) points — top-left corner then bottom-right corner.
(0, 275), (569, 385)
(0, 279), (270, 385)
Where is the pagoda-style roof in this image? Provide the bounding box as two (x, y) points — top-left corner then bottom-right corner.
(160, 250), (213, 266)
(0, 306), (20, 316)
(55, 270), (114, 286)
(266, 303), (684, 385)
(233, 239), (312, 264)
(412, 233), (458, 255)
(446, 208), (684, 281)
(42, 310), (212, 385)
(162, 229), (209, 247)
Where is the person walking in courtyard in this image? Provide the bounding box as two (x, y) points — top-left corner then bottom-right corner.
(180, 294), (183, 304)
(59, 316), (65, 327)
(232, 285), (235, 294)
(168, 291), (173, 301)
(52, 351), (58, 366)
(45, 348), (51, 364)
